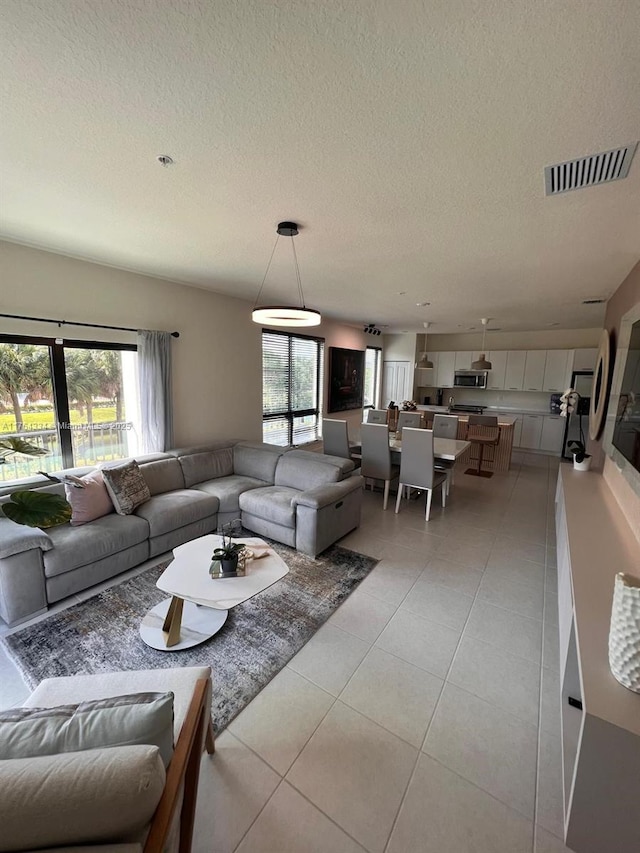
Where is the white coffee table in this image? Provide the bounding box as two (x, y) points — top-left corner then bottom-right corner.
(139, 535), (289, 651)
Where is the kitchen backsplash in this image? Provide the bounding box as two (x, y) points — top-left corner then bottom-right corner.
(419, 387), (553, 412)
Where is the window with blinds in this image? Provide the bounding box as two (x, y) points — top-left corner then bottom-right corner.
(262, 330), (325, 446)
(364, 346), (382, 408)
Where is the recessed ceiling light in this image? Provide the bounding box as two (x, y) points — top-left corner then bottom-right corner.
(548, 322), (560, 326)
(397, 291), (407, 295)
(156, 154), (174, 167)
(416, 301), (431, 307)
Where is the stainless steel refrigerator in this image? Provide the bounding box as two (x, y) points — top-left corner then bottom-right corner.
(561, 370), (593, 459)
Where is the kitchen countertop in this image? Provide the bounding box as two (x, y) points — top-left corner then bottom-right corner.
(414, 406), (517, 426)
(485, 407), (561, 416)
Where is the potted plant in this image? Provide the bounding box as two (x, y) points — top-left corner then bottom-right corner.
(210, 524), (246, 577)
(560, 389), (592, 471)
(567, 439), (592, 471)
(0, 438), (72, 527)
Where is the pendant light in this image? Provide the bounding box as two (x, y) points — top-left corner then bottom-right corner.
(418, 322), (434, 368)
(252, 222), (321, 327)
(471, 318), (493, 370)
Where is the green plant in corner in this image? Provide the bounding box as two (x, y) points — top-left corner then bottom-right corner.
(0, 438), (72, 528)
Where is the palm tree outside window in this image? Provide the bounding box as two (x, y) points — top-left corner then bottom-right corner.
(0, 335), (139, 484)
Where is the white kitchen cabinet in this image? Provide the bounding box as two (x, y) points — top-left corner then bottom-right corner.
(454, 351), (472, 370)
(504, 351), (527, 390)
(572, 348), (598, 371)
(540, 415), (565, 453)
(486, 351), (508, 390)
(520, 413), (544, 448)
(523, 350), (547, 392)
(436, 351), (455, 388)
(415, 363), (436, 390)
(543, 350), (571, 392)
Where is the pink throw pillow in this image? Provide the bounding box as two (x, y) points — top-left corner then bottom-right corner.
(65, 470), (114, 526)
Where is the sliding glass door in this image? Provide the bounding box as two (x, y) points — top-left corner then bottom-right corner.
(0, 341), (62, 481)
(0, 335), (138, 484)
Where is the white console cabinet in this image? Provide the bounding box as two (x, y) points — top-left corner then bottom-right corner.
(555, 467), (640, 853)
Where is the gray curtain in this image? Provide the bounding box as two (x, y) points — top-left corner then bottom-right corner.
(137, 330), (174, 453)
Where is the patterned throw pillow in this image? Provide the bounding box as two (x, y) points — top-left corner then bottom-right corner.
(101, 460), (151, 515)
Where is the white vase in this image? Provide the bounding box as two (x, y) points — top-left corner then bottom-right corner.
(608, 572), (640, 693)
(573, 455), (592, 471)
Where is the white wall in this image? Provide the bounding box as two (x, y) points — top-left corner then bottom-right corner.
(1, 240), (370, 449)
(382, 333), (417, 362)
(0, 240), (263, 445)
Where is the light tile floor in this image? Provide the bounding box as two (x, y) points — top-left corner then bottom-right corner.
(0, 452), (574, 852)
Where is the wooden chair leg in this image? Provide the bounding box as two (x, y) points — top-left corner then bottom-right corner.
(395, 482), (403, 513)
(425, 488), (433, 521)
(441, 482), (446, 507)
(205, 718), (215, 755)
(383, 479), (390, 510)
(477, 442), (484, 473)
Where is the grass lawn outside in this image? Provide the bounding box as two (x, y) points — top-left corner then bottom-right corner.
(0, 406), (119, 434)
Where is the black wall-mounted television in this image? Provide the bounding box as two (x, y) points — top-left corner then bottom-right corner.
(611, 318), (640, 473)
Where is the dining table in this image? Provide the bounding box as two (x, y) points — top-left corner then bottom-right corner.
(389, 435), (471, 461)
(350, 435), (471, 462)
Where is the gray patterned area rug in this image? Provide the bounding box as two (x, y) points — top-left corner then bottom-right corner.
(2, 543), (377, 734)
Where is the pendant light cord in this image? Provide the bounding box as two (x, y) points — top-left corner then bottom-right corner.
(253, 230), (308, 310)
(290, 235), (307, 309)
(253, 234), (280, 310)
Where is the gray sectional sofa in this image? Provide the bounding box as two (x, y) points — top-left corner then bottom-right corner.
(0, 440), (363, 626)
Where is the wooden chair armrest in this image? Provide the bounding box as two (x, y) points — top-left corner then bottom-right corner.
(144, 677), (212, 853)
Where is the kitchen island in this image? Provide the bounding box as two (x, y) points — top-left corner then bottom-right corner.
(415, 406), (517, 473)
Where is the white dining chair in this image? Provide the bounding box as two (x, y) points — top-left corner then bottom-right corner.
(432, 413), (459, 494)
(366, 409), (389, 425)
(394, 428), (447, 520)
(322, 418), (351, 459)
(396, 411), (422, 433)
(360, 422), (399, 510)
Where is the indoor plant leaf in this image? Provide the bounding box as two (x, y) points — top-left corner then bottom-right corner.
(1, 490), (72, 528)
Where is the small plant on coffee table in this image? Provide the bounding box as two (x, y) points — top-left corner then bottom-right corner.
(211, 522), (246, 576)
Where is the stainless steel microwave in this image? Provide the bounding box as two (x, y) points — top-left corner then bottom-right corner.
(453, 370), (488, 389)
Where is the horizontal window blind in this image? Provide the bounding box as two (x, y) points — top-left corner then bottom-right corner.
(262, 330), (324, 447)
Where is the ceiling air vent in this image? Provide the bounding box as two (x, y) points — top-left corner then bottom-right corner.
(582, 298), (606, 305)
(544, 142), (637, 196)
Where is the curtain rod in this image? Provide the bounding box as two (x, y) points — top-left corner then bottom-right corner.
(0, 313), (179, 338)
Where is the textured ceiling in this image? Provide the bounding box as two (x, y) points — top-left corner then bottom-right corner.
(1, 0), (639, 333)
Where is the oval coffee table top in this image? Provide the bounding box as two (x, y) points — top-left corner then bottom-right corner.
(157, 534), (290, 610)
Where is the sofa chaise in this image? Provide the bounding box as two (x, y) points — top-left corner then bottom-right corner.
(0, 440), (363, 627)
